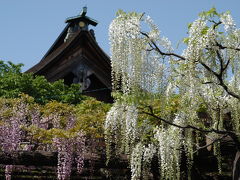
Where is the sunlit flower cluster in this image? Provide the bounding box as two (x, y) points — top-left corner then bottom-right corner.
(106, 8), (240, 179)
(109, 11), (170, 95)
(54, 137), (74, 180)
(125, 105), (138, 152)
(154, 116), (184, 179)
(53, 134), (85, 180)
(0, 101), (26, 152)
(220, 12), (236, 32)
(130, 142), (144, 180)
(0, 97), (86, 180)
(130, 143), (157, 180)
(104, 103), (139, 161)
(183, 17), (215, 61)
(52, 112), (85, 180)
(75, 134), (86, 174)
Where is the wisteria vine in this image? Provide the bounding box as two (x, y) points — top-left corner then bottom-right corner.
(106, 8), (240, 179)
(0, 96), (86, 180)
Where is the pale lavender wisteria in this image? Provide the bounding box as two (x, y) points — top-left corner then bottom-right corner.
(0, 97), (86, 180)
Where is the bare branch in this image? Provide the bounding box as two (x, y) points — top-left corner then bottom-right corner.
(139, 12), (145, 21)
(193, 134), (228, 154)
(199, 60), (240, 100)
(215, 41), (240, 51)
(218, 77), (240, 100)
(223, 59), (230, 72)
(212, 21), (222, 30)
(140, 31), (186, 60)
(141, 29), (240, 100)
(199, 61), (219, 77)
(202, 81), (214, 85)
(141, 110), (230, 134)
(216, 50), (225, 77)
(216, 104), (221, 130)
(141, 108), (240, 150)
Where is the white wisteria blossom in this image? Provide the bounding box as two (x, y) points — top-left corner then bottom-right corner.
(106, 8), (240, 179)
(154, 114), (185, 179)
(109, 10), (170, 95)
(220, 12), (236, 32)
(130, 142), (144, 180)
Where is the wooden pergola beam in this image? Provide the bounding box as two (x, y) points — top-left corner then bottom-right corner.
(0, 151), (128, 168)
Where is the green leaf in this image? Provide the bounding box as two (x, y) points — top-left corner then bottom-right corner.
(183, 37), (190, 44)
(201, 26), (209, 35)
(199, 7), (219, 18)
(187, 23), (192, 30)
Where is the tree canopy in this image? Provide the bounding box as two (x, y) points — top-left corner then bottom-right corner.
(0, 61), (111, 179)
(0, 60), (84, 104)
(105, 8), (240, 179)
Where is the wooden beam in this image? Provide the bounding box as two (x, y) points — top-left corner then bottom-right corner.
(0, 151), (57, 166)
(0, 151), (128, 168)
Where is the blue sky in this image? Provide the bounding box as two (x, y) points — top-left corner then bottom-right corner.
(0, 0), (240, 71)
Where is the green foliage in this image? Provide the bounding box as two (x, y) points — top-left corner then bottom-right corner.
(42, 101), (75, 128)
(0, 95), (110, 144)
(75, 98), (111, 138)
(199, 7), (219, 18)
(0, 60), (85, 104)
(0, 60), (110, 144)
(138, 95), (180, 125)
(201, 26), (209, 35)
(116, 9), (140, 18)
(183, 37), (190, 44)
(0, 60), (23, 75)
(22, 99), (78, 144)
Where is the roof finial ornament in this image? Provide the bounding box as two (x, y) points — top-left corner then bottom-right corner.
(80, 6), (87, 17)
(65, 7), (98, 27)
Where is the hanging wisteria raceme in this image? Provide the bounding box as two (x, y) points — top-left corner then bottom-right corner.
(106, 8), (240, 179)
(154, 114), (185, 179)
(141, 143), (157, 179)
(107, 10), (179, 180)
(130, 142), (157, 180)
(107, 10), (176, 179)
(54, 138), (74, 180)
(0, 98), (31, 180)
(220, 11), (236, 32)
(172, 8), (240, 142)
(0, 116), (22, 152)
(124, 105), (138, 153)
(5, 165), (13, 180)
(165, 10), (240, 177)
(109, 11), (171, 95)
(0, 96), (87, 180)
(104, 103), (124, 161)
(130, 142), (144, 180)
(75, 134), (86, 174)
(0, 99), (28, 152)
(51, 110), (85, 180)
(181, 11), (240, 88)
(104, 102), (140, 161)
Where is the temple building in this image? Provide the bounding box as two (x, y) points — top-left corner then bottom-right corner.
(27, 7), (112, 102)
